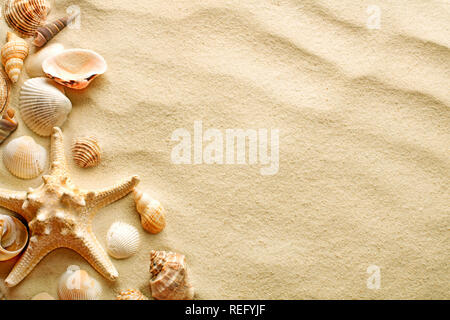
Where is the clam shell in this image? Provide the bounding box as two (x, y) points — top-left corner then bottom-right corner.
(33, 13), (79, 47)
(58, 265), (102, 300)
(72, 136), (102, 168)
(42, 49), (107, 89)
(133, 188), (166, 234)
(19, 77), (72, 136)
(0, 214), (29, 261)
(25, 43), (64, 77)
(3, 0), (49, 37)
(116, 289), (148, 300)
(106, 222), (140, 260)
(0, 108), (18, 145)
(3, 136), (47, 179)
(1, 32), (29, 83)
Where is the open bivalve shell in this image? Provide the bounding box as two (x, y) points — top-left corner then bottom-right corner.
(0, 214), (29, 261)
(58, 265), (102, 300)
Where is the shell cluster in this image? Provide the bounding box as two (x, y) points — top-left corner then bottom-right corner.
(134, 188), (166, 234)
(72, 136), (102, 168)
(106, 222), (140, 260)
(116, 289), (148, 300)
(0, 108), (18, 144)
(0, 214), (29, 261)
(58, 266), (102, 300)
(33, 13), (79, 47)
(3, 0), (49, 37)
(1, 32), (29, 83)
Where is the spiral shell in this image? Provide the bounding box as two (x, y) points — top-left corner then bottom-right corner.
(133, 188), (166, 234)
(3, 0), (49, 37)
(25, 43), (64, 77)
(19, 77), (72, 136)
(72, 136), (102, 168)
(149, 250), (194, 300)
(0, 70), (10, 114)
(106, 222), (140, 260)
(3, 136), (47, 179)
(58, 265), (102, 300)
(1, 32), (29, 83)
(0, 108), (18, 145)
(33, 13), (78, 47)
(116, 289), (148, 300)
(0, 214), (29, 261)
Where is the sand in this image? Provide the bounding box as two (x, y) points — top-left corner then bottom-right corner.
(0, 0), (449, 299)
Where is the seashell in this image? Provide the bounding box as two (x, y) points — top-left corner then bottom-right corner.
(3, 136), (47, 179)
(133, 188), (166, 234)
(1, 32), (29, 83)
(58, 265), (102, 300)
(19, 77), (72, 136)
(25, 43), (64, 77)
(0, 108), (18, 145)
(149, 250), (194, 300)
(33, 12), (79, 47)
(106, 222), (140, 260)
(3, 0), (49, 37)
(116, 289), (148, 300)
(0, 214), (29, 261)
(72, 136), (102, 168)
(31, 292), (55, 300)
(42, 49), (107, 90)
(0, 70), (10, 114)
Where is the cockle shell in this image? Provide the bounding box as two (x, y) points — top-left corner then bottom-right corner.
(3, 136), (47, 179)
(3, 0), (49, 37)
(58, 265), (102, 300)
(33, 13), (79, 47)
(149, 250), (194, 300)
(1, 32), (29, 83)
(31, 292), (55, 300)
(116, 289), (148, 300)
(42, 49), (107, 89)
(19, 77), (72, 136)
(106, 222), (140, 260)
(25, 43), (64, 77)
(0, 214), (29, 261)
(72, 136), (102, 168)
(133, 188), (166, 234)
(0, 108), (18, 144)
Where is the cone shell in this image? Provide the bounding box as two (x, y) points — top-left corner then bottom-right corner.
(149, 250), (194, 300)
(3, 0), (49, 37)
(33, 13), (78, 47)
(106, 222), (140, 260)
(0, 214), (29, 261)
(25, 43), (64, 77)
(58, 266), (102, 300)
(1, 32), (29, 83)
(19, 77), (72, 136)
(133, 188), (166, 234)
(43, 49), (107, 89)
(3, 136), (47, 179)
(72, 136), (102, 168)
(116, 289), (148, 300)
(0, 108), (18, 145)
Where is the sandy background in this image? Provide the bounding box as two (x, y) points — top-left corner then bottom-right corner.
(0, 0), (449, 299)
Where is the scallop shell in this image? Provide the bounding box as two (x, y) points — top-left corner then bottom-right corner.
(42, 49), (107, 90)
(3, 136), (47, 179)
(116, 289), (148, 300)
(133, 188), (166, 234)
(3, 0), (49, 37)
(19, 77), (72, 136)
(58, 265), (102, 300)
(106, 222), (140, 260)
(72, 136), (102, 168)
(33, 13), (79, 47)
(149, 250), (194, 300)
(1, 32), (29, 83)
(0, 108), (18, 145)
(25, 43), (64, 77)
(31, 292), (55, 300)
(0, 214), (29, 261)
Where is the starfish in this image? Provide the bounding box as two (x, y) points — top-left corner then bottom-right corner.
(0, 127), (140, 287)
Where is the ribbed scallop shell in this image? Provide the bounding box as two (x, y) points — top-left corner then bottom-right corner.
(19, 77), (72, 136)
(3, 0), (49, 37)
(0, 214), (29, 261)
(149, 250), (194, 300)
(72, 136), (102, 168)
(58, 265), (102, 300)
(106, 222), (140, 259)
(1, 32), (29, 83)
(133, 188), (166, 234)
(2, 136), (47, 179)
(116, 289), (148, 300)
(25, 43), (64, 77)
(0, 108), (18, 145)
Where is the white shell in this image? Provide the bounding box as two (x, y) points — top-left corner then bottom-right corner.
(106, 222), (140, 259)
(25, 43), (64, 77)
(3, 136), (47, 179)
(19, 77), (72, 136)
(31, 292), (55, 300)
(0, 214), (29, 261)
(58, 265), (102, 300)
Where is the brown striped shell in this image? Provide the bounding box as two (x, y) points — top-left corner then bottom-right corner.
(33, 12), (79, 47)
(0, 108), (18, 145)
(133, 188), (166, 234)
(3, 0), (49, 37)
(1, 32), (29, 83)
(72, 136), (102, 168)
(0, 70), (10, 114)
(116, 289), (148, 300)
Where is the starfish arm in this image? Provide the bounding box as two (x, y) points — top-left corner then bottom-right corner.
(0, 189), (27, 218)
(50, 127), (68, 177)
(87, 176), (140, 210)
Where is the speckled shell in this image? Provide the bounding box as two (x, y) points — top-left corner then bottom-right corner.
(72, 136), (102, 168)
(31, 292), (55, 300)
(106, 222), (140, 260)
(19, 77), (72, 136)
(25, 43), (64, 77)
(43, 49), (107, 89)
(0, 108), (18, 145)
(0, 214), (29, 261)
(58, 266), (102, 300)
(33, 13), (78, 47)
(1, 32), (29, 83)
(116, 289), (148, 300)
(149, 250), (194, 300)
(133, 188), (166, 234)
(2, 136), (47, 179)
(3, 0), (49, 37)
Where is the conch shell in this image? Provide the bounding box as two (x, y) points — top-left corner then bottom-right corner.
(149, 250), (194, 300)
(116, 289), (148, 300)
(133, 188), (166, 234)
(33, 13), (79, 47)
(0, 108), (18, 145)
(0, 214), (29, 261)
(106, 222), (140, 260)
(3, 0), (49, 37)
(58, 265), (102, 300)
(72, 136), (102, 168)
(1, 32), (29, 83)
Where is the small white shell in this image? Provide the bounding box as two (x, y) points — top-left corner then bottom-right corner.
(106, 222), (140, 259)
(58, 265), (102, 300)
(3, 136), (47, 179)
(25, 43), (64, 77)
(0, 214), (29, 261)
(19, 77), (72, 136)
